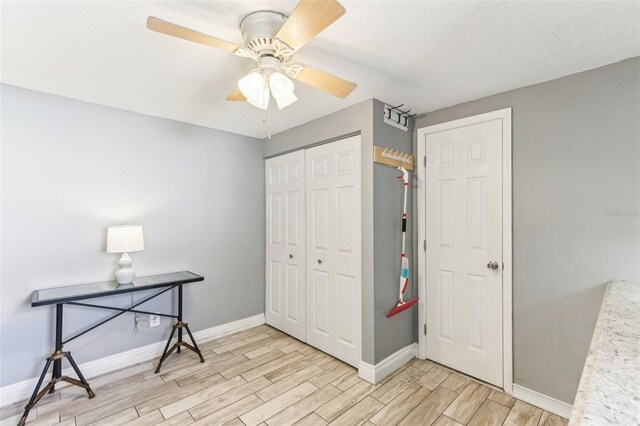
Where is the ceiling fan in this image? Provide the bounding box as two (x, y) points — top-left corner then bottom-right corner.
(146, 0), (357, 110)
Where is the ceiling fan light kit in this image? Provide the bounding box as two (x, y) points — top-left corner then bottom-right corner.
(237, 55), (299, 110)
(146, 0), (356, 114)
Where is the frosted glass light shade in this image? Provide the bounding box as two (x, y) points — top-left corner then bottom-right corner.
(269, 72), (294, 96)
(246, 85), (270, 110)
(239, 71), (269, 110)
(106, 225), (144, 253)
(275, 91), (297, 109)
(269, 72), (297, 109)
(238, 72), (263, 99)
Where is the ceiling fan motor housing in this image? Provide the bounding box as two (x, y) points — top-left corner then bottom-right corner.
(240, 11), (287, 56)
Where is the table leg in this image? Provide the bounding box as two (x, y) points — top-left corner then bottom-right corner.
(154, 285), (205, 373)
(185, 323), (205, 363)
(177, 285), (182, 354)
(20, 304), (94, 426)
(50, 304), (63, 393)
(18, 358), (52, 426)
(66, 353), (95, 398)
(154, 325), (177, 373)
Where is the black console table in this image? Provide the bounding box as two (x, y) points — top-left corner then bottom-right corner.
(20, 271), (205, 426)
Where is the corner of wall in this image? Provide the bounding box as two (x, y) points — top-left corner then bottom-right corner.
(371, 98), (417, 364)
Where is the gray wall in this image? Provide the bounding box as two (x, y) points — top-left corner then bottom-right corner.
(415, 57), (640, 404)
(372, 100), (416, 362)
(263, 99), (417, 365)
(0, 84), (265, 387)
(262, 99), (372, 160)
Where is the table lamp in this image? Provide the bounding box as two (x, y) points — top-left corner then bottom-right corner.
(106, 224), (144, 285)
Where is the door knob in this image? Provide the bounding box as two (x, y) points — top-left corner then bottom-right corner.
(289, 254), (294, 259)
(317, 259), (323, 264)
(487, 261), (499, 270)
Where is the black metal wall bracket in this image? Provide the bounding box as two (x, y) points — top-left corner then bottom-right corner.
(383, 103), (417, 131)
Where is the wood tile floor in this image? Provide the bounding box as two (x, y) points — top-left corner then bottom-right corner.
(0, 325), (568, 426)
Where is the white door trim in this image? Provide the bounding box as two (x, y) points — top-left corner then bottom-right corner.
(416, 108), (513, 394)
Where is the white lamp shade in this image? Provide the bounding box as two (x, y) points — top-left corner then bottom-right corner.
(270, 72), (297, 109)
(239, 71), (269, 110)
(269, 72), (294, 96)
(246, 85), (270, 110)
(238, 71), (263, 99)
(107, 225), (144, 253)
(274, 91), (297, 109)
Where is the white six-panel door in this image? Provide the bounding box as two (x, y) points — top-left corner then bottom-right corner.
(265, 150), (306, 341)
(305, 135), (361, 367)
(425, 119), (504, 386)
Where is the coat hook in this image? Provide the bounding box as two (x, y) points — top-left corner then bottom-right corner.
(383, 104), (413, 132)
(386, 104), (403, 120)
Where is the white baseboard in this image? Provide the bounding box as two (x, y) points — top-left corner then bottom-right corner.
(512, 384), (573, 419)
(358, 343), (418, 384)
(0, 313), (265, 406)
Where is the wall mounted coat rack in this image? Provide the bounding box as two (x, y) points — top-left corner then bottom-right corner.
(374, 146), (415, 171)
(383, 104), (417, 132)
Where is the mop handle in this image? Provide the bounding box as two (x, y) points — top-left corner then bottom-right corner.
(399, 166), (408, 255)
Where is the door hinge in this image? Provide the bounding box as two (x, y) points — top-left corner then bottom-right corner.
(423, 324), (427, 335)
(423, 240), (426, 251)
(424, 156), (427, 167)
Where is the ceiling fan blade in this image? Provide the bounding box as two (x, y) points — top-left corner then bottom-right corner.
(293, 66), (356, 98)
(227, 86), (247, 101)
(276, 0), (346, 51)
(147, 17), (241, 53)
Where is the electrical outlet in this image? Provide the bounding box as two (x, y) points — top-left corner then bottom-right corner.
(149, 314), (160, 328)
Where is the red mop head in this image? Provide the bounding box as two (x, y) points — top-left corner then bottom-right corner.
(386, 297), (419, 318)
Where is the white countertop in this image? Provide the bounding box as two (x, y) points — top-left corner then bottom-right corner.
(570, 280), (640, 425)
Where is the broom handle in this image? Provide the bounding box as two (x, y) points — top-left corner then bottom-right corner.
(399, 167), (409, 302)
(400, 167), (408, 255)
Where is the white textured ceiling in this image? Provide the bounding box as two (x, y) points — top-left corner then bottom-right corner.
(2, 1), (638, 138)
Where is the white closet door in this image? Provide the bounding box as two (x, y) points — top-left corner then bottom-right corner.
(265, 150), (306, 341)
(306, 135), (361, 367)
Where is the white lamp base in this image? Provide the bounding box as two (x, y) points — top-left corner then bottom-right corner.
(115, 252), (136, 285)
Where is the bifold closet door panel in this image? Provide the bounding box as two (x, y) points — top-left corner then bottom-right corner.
(305, 135), (361, 367)
(265, 151), (306, 341)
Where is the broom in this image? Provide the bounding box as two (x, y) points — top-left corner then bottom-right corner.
(387, 166), (419, 317)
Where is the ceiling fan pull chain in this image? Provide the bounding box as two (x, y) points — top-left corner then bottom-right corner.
(268, 97), (272, 140)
